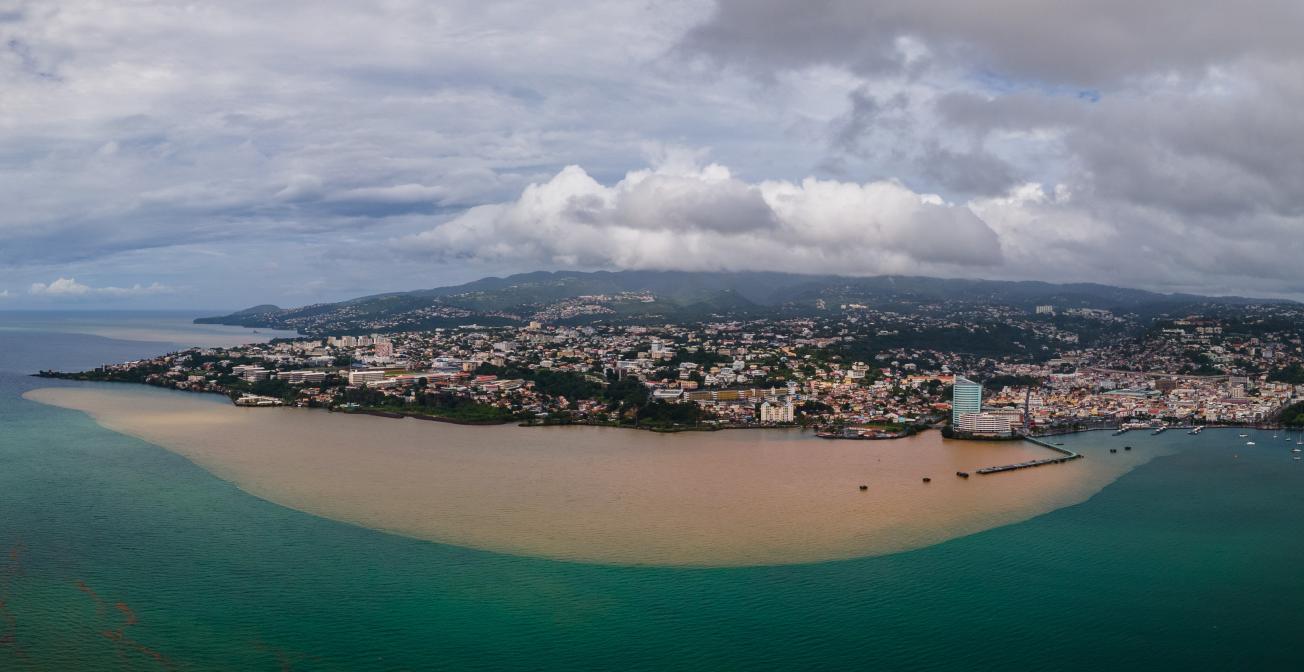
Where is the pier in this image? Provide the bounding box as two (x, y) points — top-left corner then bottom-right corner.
(975, 436), (1083, 475)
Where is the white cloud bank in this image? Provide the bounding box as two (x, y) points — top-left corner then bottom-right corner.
(29, 278), (173, 298)
(404, 161), (1007, 277)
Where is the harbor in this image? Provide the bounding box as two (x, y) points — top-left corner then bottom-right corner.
(974, 436), (1084, 475)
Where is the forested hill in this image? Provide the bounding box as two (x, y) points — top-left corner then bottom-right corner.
(196, 270), (1291, 336)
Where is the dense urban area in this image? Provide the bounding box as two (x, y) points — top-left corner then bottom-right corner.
(41, 292), (1304, 438)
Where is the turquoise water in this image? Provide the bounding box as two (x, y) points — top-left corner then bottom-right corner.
(2, 321), (1303, 669)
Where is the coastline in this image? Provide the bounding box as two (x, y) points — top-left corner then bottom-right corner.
(35, 374), (825, 434)
(23, 383), (1170, 567)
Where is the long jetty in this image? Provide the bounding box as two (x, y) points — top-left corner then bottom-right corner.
(975, 436), (1083, 475)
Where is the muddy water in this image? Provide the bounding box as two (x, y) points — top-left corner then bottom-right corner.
(26, 385), (1163, 566)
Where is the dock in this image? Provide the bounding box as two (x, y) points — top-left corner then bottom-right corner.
(975, 436), (1083, 475)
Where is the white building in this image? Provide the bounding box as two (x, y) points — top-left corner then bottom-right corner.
(232, 365), (271, 382)
(957, 412), (1013, 437)
(283, 370), (328, 385)
(759, 400), (795, 424)
(652, 388), (685, 401)
(348, 370), (386, 386)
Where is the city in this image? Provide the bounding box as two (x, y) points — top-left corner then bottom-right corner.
(5, 1), (1303, 668)
(44, 301), (1304, 437)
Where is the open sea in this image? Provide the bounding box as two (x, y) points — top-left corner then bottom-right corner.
(1, 311), (1302, 670)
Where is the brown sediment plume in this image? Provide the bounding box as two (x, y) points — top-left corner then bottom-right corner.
(253, 638), (308, 671)
(114, 602), (138, 626)
(74, 580), (108, 618)
(2, 541), (26, 578)
(73, 579), (177, 671)
(26, 386), (1171, 566)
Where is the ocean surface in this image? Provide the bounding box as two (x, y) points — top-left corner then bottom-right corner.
(2, 312), (1303, 670)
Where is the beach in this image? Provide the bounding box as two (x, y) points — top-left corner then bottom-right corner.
(25, 385), (1166, 566)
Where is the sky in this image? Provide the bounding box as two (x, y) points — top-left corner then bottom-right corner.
(2, 0), (1302, 309)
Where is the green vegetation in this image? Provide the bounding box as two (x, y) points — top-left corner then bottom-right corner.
(1268, 364), (1304, 385)
(635, 400), (706, 428)
(1279, 401), (1304, 427)
(981, 374), (1041, 389)
(476, 364), (604, 404)
(338, 386), (517, 423)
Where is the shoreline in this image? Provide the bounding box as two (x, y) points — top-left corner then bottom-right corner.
(22, 384), (1171, 567)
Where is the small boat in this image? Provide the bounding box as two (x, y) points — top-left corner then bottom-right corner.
(922, 477), (931, 483)
(956, 471), (970, 478)
(859, 485), (868, 491)
(1124, 446), (1132, 451)
(1110, 448), (1118, 453)
(1292, 448), (1301, 453)
(1239, 433), (1248, 438)
(1247, 441), (1256, 446)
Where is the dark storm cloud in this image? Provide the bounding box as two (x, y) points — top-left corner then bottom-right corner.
(684, 0), (1304, 87)
(678, 0), (1304, 297)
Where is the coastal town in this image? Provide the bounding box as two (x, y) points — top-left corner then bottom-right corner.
(41, 303), (1304, 437)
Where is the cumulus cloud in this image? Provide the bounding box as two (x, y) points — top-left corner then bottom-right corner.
(2, 0), (1303, 305)
(29, 277), (173, 298)
(29, 278), (92, 296)
(403, 160), (1003, 275)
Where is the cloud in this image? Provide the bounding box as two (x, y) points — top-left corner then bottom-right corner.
(29, 278), (92, 296)
(672, 1), (1304, 297)
(29, 277), (173, 298)
(682, 0), (1304, 87)
(402, 160), (1003, 275)
(1, 1), (1303, 305)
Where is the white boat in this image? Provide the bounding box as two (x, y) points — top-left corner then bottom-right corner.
(1238, 433), (1248, 438)
(1246, 441), (1256, 446)
(1293, 448), (1301, 453)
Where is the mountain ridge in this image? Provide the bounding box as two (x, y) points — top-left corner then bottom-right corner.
(196, 269), (1294, 335)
